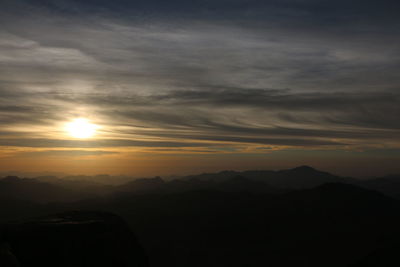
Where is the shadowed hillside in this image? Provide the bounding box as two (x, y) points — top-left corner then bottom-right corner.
(0, 211), (148, 267)
(1, 167), (400, 266)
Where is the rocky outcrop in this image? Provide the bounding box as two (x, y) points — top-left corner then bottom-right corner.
(0, 211), (148, 267)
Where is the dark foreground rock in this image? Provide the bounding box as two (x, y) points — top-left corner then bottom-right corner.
(0, 211), (148, 267)
(349, 243), (400, 267)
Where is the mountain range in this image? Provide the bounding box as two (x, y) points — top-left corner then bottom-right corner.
(1, 166), (400, 203)
(2, 166), (400, 266)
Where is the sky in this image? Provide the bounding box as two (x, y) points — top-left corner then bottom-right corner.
(0, 0), (399, 177)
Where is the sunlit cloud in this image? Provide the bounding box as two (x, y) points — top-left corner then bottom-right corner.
(0, 0), (399, 175)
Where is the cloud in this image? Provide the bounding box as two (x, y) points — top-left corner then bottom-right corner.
(0, 0), (399, 152)
(0, 86), (399, 149)
(20, 150), (118, 157)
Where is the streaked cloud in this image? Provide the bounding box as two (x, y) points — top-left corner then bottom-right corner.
(0, 0), (399, 175)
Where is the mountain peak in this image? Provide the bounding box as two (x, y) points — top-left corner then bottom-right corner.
(290, 166), (317, 172)
(2, 176), (21, 182)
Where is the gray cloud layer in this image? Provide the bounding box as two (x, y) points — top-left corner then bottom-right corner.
(0, 0), (399, 151)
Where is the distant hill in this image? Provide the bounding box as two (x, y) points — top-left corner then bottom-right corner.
(358, 175), (400, 198)
(181, 165), (352, 189)
(116, 177), (165, 193)
(1, 173), (400, 267)
(209, 175), (279, 193)
(2, 166), (400, 202)
(116, 174), (280, 195)
(0, 211), (148, 267)
(81, 182), (400, 267)
(0, 176), (102, 203)
(61, 174), (137, 185)
(36, 175), (113, 196)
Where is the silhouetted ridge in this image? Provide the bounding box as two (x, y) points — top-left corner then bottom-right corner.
(316, 182), (379, 193)
(350, 243), (400, 267)
(0, 176), (75, 203)
(2, 173), (400, 267)
(292, 182), (389, 199)
(118, 176), (165, 193)
(288, 165), (317, 172)
(213, 175), (278, 193)
(1, 176), (20, 182)
(0, 176), (103, 203)
(360, 175), (400, 198)
(283, 182), (397, 217)
(180, 166), (345, 190)
(283, 165), (336, 177)
(0, 211), (148, 267)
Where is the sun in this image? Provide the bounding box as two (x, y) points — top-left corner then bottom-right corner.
(65, 118), (98, 138)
